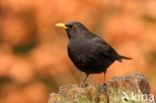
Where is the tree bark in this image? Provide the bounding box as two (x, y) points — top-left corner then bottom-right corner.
(48, 73), (155, 103)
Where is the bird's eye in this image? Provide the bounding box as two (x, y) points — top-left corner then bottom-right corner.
(71, 25), (77, 30)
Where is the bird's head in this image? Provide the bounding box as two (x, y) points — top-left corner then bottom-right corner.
(55, 21), (89, 39)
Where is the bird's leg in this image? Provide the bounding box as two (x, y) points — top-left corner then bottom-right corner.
(81, 73), (89, 87)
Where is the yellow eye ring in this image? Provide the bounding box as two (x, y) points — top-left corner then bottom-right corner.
(72, 25), (77, 30)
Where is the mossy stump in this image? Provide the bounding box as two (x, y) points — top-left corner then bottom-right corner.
(48, 73), (155, 103)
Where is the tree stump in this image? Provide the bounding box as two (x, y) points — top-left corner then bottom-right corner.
(48, 73), (155, 103)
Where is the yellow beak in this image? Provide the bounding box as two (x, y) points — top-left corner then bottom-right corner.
(55, 23), (68, 29)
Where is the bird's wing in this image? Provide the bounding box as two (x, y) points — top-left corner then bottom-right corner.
(92, 37), (119, 61)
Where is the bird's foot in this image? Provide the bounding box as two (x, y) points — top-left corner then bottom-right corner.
(98, 83), (107, 93)
(103, 82), (106, 86)
(80, 82), (89, 88)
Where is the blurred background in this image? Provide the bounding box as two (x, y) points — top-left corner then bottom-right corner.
(0, 0), (156, 103)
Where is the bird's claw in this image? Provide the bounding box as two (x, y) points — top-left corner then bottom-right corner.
(80, 82), (89, 88)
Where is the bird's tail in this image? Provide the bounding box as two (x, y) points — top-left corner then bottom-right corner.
(117, 55), (132, 62)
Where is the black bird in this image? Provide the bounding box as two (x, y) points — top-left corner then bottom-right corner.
(55, 21), (131, 86)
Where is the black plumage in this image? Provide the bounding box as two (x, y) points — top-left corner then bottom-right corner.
(56, 21), (131, 86)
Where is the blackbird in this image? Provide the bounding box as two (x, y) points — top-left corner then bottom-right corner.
(55, 21), (131, 86)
